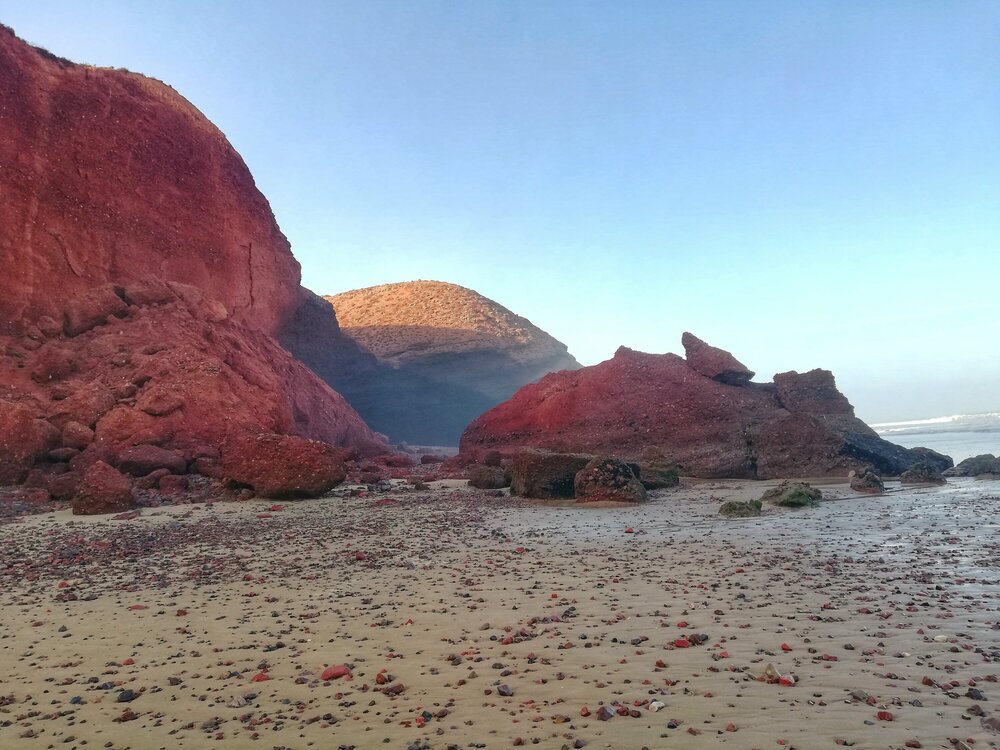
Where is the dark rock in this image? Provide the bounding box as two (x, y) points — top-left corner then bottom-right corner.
(849, 468), (884, 494)
(943, 454), (1000, 477)
(907, 447), (954, 473)
(509, 451), (592, 499)
(468, 465), (510, 490)
(900, 462), (946, 485)
(760, 481), (822, 507)
(719, 499), (762, 517)
(573, 457), (648, 503)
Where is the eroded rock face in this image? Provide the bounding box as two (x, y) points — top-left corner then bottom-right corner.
(316, 281), (580, 444)
(461, 335), (929, 479)
(0, 24), (388, 488)
(72, 460), (134, 515)
(222, 432), (348, 499)
(574, 457), (648, 503)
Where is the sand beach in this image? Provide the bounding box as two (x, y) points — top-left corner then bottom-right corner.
(1, 479), (997, 750)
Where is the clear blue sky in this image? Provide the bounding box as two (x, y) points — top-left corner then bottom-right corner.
(3, 1), (998, 422)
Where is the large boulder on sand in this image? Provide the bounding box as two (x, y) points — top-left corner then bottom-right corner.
(682, 332), (754, 385)
(222, 433), (347, 499)
(943, 454), (1000, 477)
(899, 462), (946, 485)
(468, 465), (510, 490)
(72, 460), (134, 515)
(849, 468), (884, 494)
(510, 451), (592, 499)
(574, 457), (648, 503)
(760, 481), (822, 507)
(719, 499), (762, 517)
(117, 444), (187, 476)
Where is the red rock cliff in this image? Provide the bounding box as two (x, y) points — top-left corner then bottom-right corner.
(0, 24), (298, 335)
(0, 25), (386, 491)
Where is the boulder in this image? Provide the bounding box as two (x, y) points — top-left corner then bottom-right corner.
(574, 457), (648, 503)
(222, 432), (347, 499)
(907, 447), (954, 474)
(420, 454), (445, 465)
(510, 451), (592, 499)
(760, 481), (822, 507)
(719, 499), (762, 517)
(943, 454), (1000, 477)
(468, 465), (510, 490)
(849, 469), (884, 494)
(63, 285), (129, 337)
(899, 462), (946, 485)
(682, 332), (754, 385)
(30, 345), (78, 383)
(117, 444), (187, 476)
(61, 421), (95, 450)
(72, 460), (135, 515)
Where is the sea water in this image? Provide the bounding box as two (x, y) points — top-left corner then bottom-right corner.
(871, 412), (1000, 463)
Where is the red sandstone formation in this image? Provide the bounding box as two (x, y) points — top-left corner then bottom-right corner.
(221, 432), (349, 499)
(0, 25), (386, 503)
(461, 337), (933, 479)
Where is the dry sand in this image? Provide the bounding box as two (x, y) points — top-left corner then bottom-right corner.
(0, 478), (997, 750)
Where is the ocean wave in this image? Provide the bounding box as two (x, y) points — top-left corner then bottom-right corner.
(872, 412), (1000, 436)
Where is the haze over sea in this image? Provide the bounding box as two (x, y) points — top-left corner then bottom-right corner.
(871, 412), (1000, 463)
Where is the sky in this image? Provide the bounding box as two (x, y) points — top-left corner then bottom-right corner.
(2, 0), (998, 422)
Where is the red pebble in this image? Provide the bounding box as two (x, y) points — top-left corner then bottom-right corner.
(321, 664), (352, 681)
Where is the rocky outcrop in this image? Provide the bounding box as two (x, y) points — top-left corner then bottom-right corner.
(461, 335), (932, 479)
(944, 454), (1000, 477)
(221, 432), (348, 499)
(0, 24), (387, 492)
(906, 448), (954, 474)
(311, 281), (580, 444)
(574, 457), (648, 503)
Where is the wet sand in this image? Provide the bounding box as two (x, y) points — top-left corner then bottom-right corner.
(1, 478), (998, 750)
